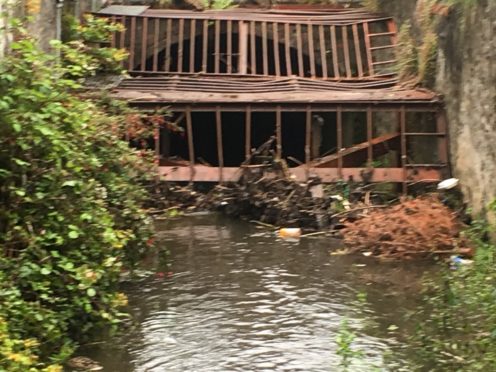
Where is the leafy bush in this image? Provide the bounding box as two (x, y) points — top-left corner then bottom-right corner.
(410, 203), (496, 370)
(0, 19), (153, 370)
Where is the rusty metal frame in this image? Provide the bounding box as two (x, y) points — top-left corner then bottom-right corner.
(102, 9), (398, 80)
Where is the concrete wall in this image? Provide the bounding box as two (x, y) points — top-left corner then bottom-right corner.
(373, 0), (496, 217)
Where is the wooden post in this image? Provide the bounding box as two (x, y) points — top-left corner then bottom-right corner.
(250, 21), (256, 74)
(262, 22), (268, 75)
(352, 24), (363, 78)
(400, 106), (407, 194)
(305, 106), (312, 180)
(202, 20), (208, 72)
(319, 25), (327, 78)
(276, 106), (282, 159)
(153, 18), (159, 71)
(273, 23), (281, 76)
(129, 17), (136, 71)
(342, 25), (352, 78)
(436, 110), (449, 167)
(367, 107), (373, 167)
(308, 24), (316, 78)
(296, 23), (304, 76)
(245, 105), (251, 160)
(238, 21), (248, 74)
(337, 106), (343, 179)
(189, 19), (196, 72)
(178, 18), (184, 72)
(363, 22), (374, 76)
(284, 23), (292, 76)
(186, 106), (195, 182)
(330, 25), (339, 78)
(227, 20), (232, 73)
(140, 17), (148, 71)
(165, 19), (172, 72)
(216, 107), (224, 183)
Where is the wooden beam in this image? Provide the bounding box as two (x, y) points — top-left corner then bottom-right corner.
(165, 18), (172, 72)
(305, 106), (312, 180)
(245, 105), (251, 159)
(352, 24), (363, 78)
(308, 24), (316, 78)
(342, 25), (352, 78)
(189, 19), (196, 72)
(216, 106), (224, 182)
(186, 106), (195, 182)
(367, 106), (373, 166)
(262, 22), (268, 75)
(178, 18), (184, 72)
(319, 25), (327, 78)
(227, 20), (232, 73)
(296, 23), (304, 76)
(140, 16), (148, 71)
(202, 19), (208, 72)
(276, 105), (282, 159)
(330, 25), (339, 78)
(238, 21), (248, 74)
(273, 22), (281, 76)
(284, 23), (292, 76)
(337, 106), (343, 178)
(152, 18), (159, 71)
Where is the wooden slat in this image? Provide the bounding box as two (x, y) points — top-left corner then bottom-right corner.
(308, 24), (316, 77)
(261, 22), (268, 75)
(165, 18), (172, 72)
(140, 17), (149, 71)
(387, 19), (398, 46)
(189, 19), (196, 72)
(436, 111), (449, 165)
(362, 22), (374, 76)
(216, 107), (224, 182)
(227, 20), (232, 73)
(273, 22), (281, 76)
(367, 106), (373, 166)
(202, 19), (208, 72)
(318, 25), (328, 78)
(178, 18), (184, 72)
(296, 23), (304, 76)
(186, 106), (195, 181)
(342, 25), (352, 78)
(250, 21), (256, 74)
(330, 25), (339, 78)
(152, 18), (159, 71)
(337, 106), (343, 178)
(245, 105), (251, 160)
(119, 16), (126, 53)
(238, 21), (248, 74)
(284, 23), (292, 76)
(276, 105), (282, 159)
(129, 16), (136, 70)
(352, 24), (363, 78)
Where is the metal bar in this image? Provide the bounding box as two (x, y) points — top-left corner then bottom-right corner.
(276, 105), (282, 159)
(296, 23), (304, 76)
(216, 107), (224, 183)
(342, 25), (352, 78)
(202, 19), (208, 72)
(400, 106), (407, 193)
(368, 32), (396, 37)
(250, 21), (256, 74)
(129, 16), (136, 71)
(238, 21), (248, 74)
(154, 116), (160, 182)
(367, 106), (373, 166)
(308, 24), (316, 77)
(178, 18), (184, 72)
(273, 22), (281, 76)
(337, 106), (343, 178)
(227, 20), (232, 73)
(141, 16), (148, 71)
(284, 23), (292, 76)
(245, 105), (251, 160)
(189, 19), (196, 72)
(186, 106), (195, 182)
(305, 105), (311, 180)
(352, 24), (363, 78)
(152, 18), (159, 71)
(330, 25), (339, 78)
(387, 19), (398, 45)
(165, 18), (172, 72)
(372, 59), (397, 66)
(262, 22), (268, 75)
(362, 22), (374, 76)
(370, 44), (396, 51)
(319, 25), (327, 78)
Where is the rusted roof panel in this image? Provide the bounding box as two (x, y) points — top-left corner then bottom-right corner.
(111, 75), (440, 105)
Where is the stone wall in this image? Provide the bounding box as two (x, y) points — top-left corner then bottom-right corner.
(373, 0), (496, 218)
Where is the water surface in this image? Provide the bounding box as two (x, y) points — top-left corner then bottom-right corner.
(87, 215), (433, 371)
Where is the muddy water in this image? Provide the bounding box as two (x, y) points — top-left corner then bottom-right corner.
(87, 215), (433, 371)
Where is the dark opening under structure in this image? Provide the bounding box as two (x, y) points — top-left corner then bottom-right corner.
(96, 5), (451, 191)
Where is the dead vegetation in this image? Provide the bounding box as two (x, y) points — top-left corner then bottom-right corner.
(341, 195), (471, 259)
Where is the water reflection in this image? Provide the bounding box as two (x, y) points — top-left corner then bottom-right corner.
(87, 214), (433, 371)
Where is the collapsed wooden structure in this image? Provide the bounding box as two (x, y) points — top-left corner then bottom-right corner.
(98, 5), (450, 190)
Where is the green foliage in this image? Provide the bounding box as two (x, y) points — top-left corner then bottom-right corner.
(0, 18), (153, 371)
(410, 203), (496, 370)
(396, 22), (419, 81)
(203, 0), (234, 10)
(336, 318), (365, 370)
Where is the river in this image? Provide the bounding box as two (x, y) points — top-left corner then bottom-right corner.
(85, 214), (434, 371)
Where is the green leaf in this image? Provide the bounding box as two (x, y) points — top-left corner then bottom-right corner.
(87, 288), (96, 297)
(63, 180), (77, 187)
(68, 231), (79, 239)
(41, 267), (51, 275)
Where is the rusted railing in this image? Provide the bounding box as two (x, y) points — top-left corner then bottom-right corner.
(105, 11), (397, 79)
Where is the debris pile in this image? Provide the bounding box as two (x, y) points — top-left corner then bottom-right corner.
(341, 195), (471, 259)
